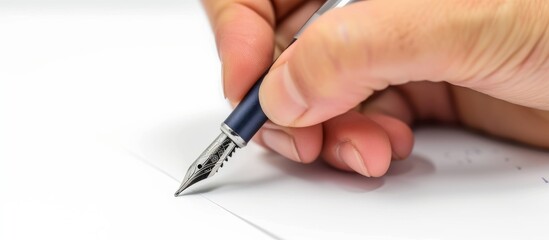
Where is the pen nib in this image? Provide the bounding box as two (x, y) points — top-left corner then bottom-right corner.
(174, 133), (237, 197)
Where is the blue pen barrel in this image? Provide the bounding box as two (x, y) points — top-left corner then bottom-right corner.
(223, 71), (268, 143)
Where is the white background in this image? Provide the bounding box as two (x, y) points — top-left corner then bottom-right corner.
(0, 1), (270, 239)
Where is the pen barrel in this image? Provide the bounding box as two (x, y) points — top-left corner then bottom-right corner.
(223, 70), (269, 143)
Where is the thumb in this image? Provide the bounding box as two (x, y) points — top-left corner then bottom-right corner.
(259, 0), (549, 127)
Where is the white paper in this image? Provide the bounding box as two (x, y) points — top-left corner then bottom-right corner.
(127, 113), (549, 240)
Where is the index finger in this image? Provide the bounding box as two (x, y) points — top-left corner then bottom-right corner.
(201, 0), (307, 103)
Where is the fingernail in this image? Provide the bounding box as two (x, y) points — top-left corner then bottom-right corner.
(336, 141), (370, 177)
(260, 63), (308, 126)
(261, 129), (302, 163)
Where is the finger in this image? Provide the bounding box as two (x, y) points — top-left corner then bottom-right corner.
(253, 121), (323, 163)
(201, 0), (311, 104)
(202, 0), (275, 103)
(321, 111), (392, 177)
(358, 82), (458, 160)
(359, 88), (415, 160)
(360, 81), (463, 161)
(452, 86), (549, 149)
(259, 0), (549, 128)
(360, 87), (415, 126)
(391, 82), (458, 124)
(366, 113), (414, 161)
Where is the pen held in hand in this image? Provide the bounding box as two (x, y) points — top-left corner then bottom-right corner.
(175, 0), (360, 196)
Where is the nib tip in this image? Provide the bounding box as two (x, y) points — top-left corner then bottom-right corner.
(174, 186), (188, 197)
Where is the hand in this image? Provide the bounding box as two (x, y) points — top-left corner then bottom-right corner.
(202, 0), (549, 177)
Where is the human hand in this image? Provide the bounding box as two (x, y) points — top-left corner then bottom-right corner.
(203, 0), (549, 177)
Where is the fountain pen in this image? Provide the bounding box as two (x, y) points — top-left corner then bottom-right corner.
(175, 0), (359, 196)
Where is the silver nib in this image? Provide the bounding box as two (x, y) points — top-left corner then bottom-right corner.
(174, 132), (237, 196)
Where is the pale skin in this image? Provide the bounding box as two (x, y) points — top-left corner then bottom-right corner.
(202, 0), (549, 177)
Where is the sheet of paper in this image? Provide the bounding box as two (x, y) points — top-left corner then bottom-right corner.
(126, 111), (549, 240)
